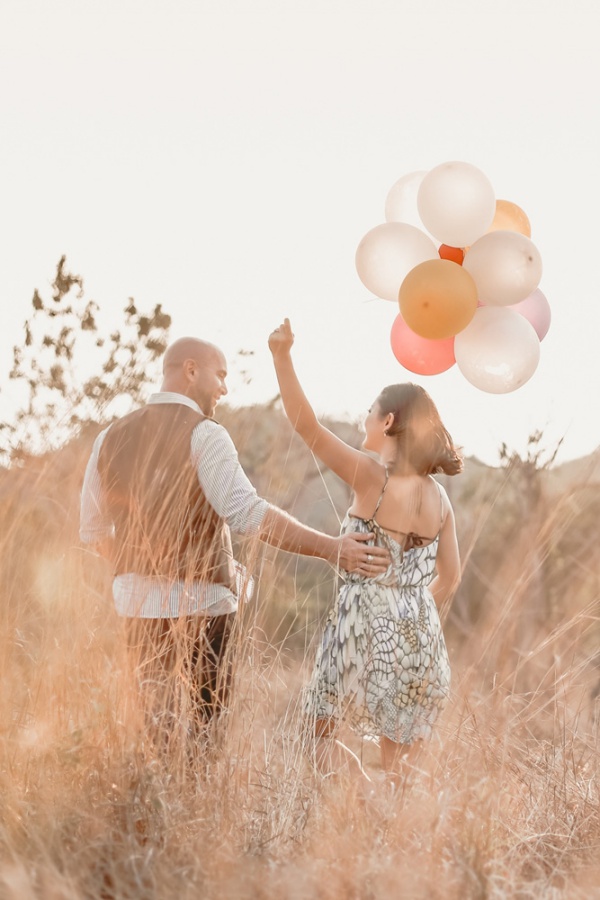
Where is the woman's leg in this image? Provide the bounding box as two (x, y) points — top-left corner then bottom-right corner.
(379, 735), (420, 785)
(312, 718), (371, 782)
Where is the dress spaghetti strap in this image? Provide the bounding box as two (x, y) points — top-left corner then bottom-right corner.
(371, 466), (390, 519)
(371, 473), (444, 550)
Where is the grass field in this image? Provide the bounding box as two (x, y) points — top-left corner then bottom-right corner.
(0, 441), (599, 899)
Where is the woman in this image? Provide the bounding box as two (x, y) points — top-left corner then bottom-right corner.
(268, 319), (462, 784)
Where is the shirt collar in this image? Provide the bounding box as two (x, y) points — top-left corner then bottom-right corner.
(147, 392), (202, 415)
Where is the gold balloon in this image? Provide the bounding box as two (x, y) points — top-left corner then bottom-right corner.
(488, 199), (531, 237)
(399, 259), (478, 340)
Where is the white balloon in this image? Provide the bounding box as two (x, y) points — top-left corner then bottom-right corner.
(417, 161), (496, 247)
(463, 231), (543, 306)
(385, 170), (428, 228)
(454, 307), (540, 394)
(355, 222), (438, 302)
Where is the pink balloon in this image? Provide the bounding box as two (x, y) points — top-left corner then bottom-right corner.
(390, 314), (456, 375)
(507, 288), (551, 341)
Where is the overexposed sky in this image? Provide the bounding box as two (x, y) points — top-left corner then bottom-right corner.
(1, 0), (599, 465)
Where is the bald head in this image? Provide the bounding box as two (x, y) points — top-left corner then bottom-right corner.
(162, 337), (221, 374)
(161, 336), (228, 416)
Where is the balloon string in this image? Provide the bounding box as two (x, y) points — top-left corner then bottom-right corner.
(310, 450), (343, 528)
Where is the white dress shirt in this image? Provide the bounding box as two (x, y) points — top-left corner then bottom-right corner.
(79, 392), (269, 618)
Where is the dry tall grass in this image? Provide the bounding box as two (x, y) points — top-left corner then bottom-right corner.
(0, 438), (599, 900)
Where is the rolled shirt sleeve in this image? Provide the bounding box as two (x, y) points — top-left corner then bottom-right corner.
(192, 420), (269, 534)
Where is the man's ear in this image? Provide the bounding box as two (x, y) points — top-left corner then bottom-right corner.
(182, 358), (196, 381)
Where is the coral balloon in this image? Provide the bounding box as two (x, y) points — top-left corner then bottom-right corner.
(488, 199), (531, 237)
(355, 222), (438, 302)
(398, 259), (478, 340)
(417, 161), (496, 247)
(454, 307), (540, 394)
(507, 288), (551, 340)
(390, 313), (455, 375)
(463, 230), (543, 306)
(385, 170), (428, 229)
(438, 244), (464, 264)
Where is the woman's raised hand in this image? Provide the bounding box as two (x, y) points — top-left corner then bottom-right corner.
(268, 318), (294, 357)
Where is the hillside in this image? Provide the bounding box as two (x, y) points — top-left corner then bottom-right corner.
(545, 446), (600, 493)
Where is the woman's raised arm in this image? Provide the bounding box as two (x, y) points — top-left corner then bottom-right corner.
(268, 319), (377, 491)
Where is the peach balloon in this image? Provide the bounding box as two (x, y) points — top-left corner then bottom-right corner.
(390, 313), (455, 375)
(507, 288), (551, 340)
(455, 307), (540, 394)
(398, 259), (478, 340)
(355, 222), (438, 302)
(488, 199), (531, 237)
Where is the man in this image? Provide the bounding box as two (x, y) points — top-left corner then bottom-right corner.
(80, 336), (388, 742)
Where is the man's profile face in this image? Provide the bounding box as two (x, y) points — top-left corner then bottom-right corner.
(188, 347), (228, 416)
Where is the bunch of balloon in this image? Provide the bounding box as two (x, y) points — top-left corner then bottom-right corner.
(355, 161), (551, 392)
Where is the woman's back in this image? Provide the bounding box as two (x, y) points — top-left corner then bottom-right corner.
(349, 469), (445, 549)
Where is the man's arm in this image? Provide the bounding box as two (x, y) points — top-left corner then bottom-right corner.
(193, 421), (389, 574)
(258, 506), (389, 574)
(79, 428), (115, 561)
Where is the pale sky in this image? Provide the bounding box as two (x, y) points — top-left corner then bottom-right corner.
(1, 0), (599, 466)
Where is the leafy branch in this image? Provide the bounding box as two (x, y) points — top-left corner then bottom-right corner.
(1, 256), (172, 463)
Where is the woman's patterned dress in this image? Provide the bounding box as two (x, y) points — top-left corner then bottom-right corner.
(304, 480), (451, 744)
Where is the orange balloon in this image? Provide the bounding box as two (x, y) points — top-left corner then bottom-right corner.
(438, 244), (464, 265)
(399, 259), (478, 340)
(488, 199), (531, 237)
